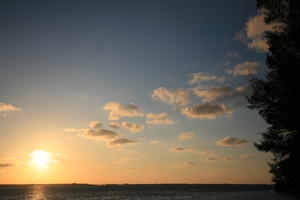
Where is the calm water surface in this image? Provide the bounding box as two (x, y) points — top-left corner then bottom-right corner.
(0, 184), (298, 200)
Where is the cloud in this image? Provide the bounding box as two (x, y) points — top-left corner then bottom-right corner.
(88, 121), (102, 129)
(146, 112), (175, 125)
(223, 157), (233, 161)
(240, 154), (256, 160)
(206, 157), (218, 161)
(108, 121), (144, 133)
(181, 103), (232, 119)
(188, 72), (225, 84)
(178, 132), (196, 140)
(236, 9), (284, 52)
(64, 122), (137, 147)
(108, 138), (137, 146)
(122, 121), (144, 133)
(109, 122), (121, 129)
(226, 62), (261, 76)
(193, 85), (250, 103)
(216, 137), (248, 147)
(193, 86), (232, 102)
(151, 87), (190, 107)
(82, 128), (119, 140)
(0, 102), (21, 116)
(169, 147), (201, 154)
(247, 37), (269, 52)
(146, 113), (169, 119)
(169, 147), (185, 152)
(103, 102), (144, 120)
(246, 12), (272, 39)
(0, 163), (14, 167)
(146, 118), (175, 125)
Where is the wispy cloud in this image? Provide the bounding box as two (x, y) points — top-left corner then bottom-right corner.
(146, 118), (175, 125)
(178, 132), (196, 140)
(0, 102), (21, 116)
(146, 112), (175, 125)
(216, 137), (248, 147)
(169, 147), (215, 156)
(188, 72), (225, 84)
(226, 61), (262, 76)
(181, 103), (232, 119)
(103, 102), (144, 120)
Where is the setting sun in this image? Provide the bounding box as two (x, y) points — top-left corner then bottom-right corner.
(30, 150), (54, 169)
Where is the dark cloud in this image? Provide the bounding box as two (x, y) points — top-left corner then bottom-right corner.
(108, 138), (137, 146)
(0, 163), (14, 167)
(181, 103), (232, 119)
(82, 128), (119, 140)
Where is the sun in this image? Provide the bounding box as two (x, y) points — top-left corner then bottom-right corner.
(30, 150), (53, 169)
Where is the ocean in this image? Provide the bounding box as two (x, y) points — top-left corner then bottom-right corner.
(0, 184), (298, 200)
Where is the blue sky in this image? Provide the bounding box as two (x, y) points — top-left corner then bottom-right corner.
(0, 0), (272, 184)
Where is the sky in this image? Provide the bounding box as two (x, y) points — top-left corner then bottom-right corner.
(0, 0), (272, 184)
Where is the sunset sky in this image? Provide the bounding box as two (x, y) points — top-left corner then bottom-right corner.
(0, 0), (272, 184)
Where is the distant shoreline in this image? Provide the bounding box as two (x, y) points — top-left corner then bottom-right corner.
(0, 183), (274, 186)
(2, 184), (299, 199)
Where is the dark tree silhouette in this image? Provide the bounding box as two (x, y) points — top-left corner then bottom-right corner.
(247, 0), (300, 190)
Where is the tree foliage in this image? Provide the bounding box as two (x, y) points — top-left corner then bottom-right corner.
(247, 0), (300, 190)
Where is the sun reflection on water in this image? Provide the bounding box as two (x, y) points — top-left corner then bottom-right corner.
(30, 185), (45, 200)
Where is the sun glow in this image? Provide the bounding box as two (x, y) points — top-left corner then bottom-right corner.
(30, 150), (54, 169)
